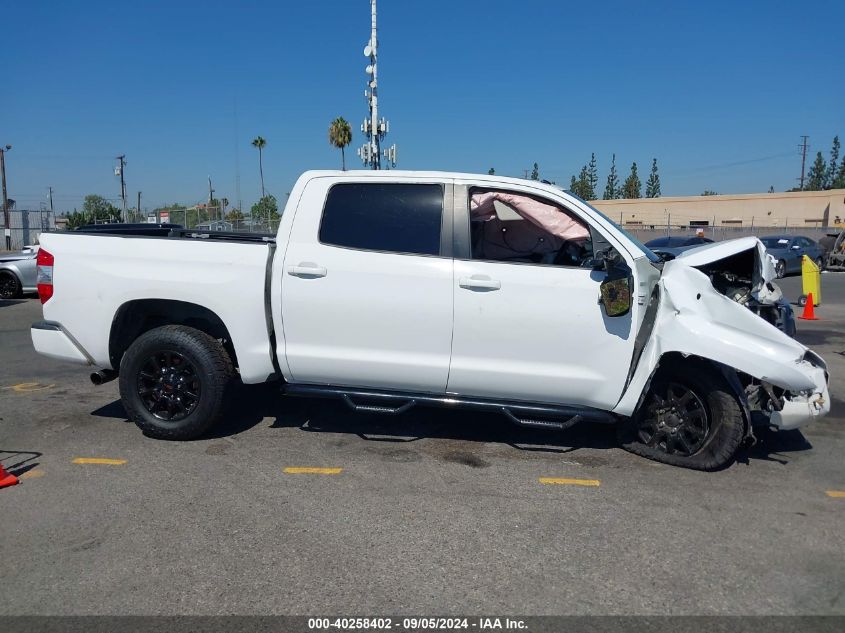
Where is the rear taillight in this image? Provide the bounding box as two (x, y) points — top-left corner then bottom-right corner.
(36, 248), (54, 304)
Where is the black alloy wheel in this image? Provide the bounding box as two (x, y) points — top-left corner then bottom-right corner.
(0, 272), (21, 299)
(637, 382), (709, 456)
(619, 359), (745, 470)
(137, 351), (201, 421)
(120, 325), (234, 440)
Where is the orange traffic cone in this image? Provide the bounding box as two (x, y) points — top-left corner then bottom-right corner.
(799, 292), (819, 320)
(0, 463), (19, 489)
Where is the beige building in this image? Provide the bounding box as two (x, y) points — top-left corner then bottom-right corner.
(590, 189), (845, 229)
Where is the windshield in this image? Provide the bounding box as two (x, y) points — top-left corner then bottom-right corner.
(568, 193), (662, 263)
(760, 237), (790, 248)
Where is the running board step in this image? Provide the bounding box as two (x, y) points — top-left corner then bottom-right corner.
(501, 408), (583, 431)
(282, 384), (615, 426)
(341, 394), (416, 415)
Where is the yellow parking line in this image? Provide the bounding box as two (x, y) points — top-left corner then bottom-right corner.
(539, 477), (600, 487)
(20, 469), (46, 479)
(825, 490), (845, 498)
(72, 458), (127, 465)
(1, 382), (55, 392)
(283, 466), (342, 475)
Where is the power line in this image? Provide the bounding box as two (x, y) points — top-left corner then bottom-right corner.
(663, 151), (797, 176)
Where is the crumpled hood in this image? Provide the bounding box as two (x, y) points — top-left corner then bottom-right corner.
(669, 236), (780, 303)
(642, 236), (818, 393)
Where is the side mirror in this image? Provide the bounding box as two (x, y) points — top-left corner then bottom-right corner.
(600, 276), (633, 317)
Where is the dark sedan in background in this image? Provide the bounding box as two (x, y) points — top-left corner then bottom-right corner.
(644, 235), (714, 259)
(759, 235), (823, 278)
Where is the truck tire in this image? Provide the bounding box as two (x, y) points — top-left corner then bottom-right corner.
(0, 271), (22, 299)
(119, 325), (234, 440)
(619, 361), (744, 470)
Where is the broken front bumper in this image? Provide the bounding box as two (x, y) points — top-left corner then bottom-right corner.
(768, 361), (830, 431)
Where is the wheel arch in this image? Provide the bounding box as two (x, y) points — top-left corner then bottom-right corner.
(109, 299), (238, 371)
(627, 351), (751, 436)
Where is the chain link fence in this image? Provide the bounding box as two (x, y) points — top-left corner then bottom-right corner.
(625, 225), (836, 244)
(1, 209), (56, 251)
(144, 208), (281, 235)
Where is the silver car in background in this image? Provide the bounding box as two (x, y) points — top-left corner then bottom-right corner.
(0, 245), (39, 299)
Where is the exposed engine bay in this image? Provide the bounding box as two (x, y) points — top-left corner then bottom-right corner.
(683, 242), (796, 337)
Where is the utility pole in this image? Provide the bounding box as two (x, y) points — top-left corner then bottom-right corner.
(799, 136), (809, 190)
(116, 155), (127, 221)
(48, 186), (54, 213)
(208, 176), (215, 222)
(358, 0), (396, 169)
(48, 186), (54, 230)
(1, 145), (11, 250)
(137, 191), (141, 222)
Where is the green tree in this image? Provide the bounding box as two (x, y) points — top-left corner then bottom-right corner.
(805, 151), (827, 191)
(488, 167), (495, 175)
(251, 136), (267, 197)
(570, 164), (592, 199)
(621, 162), (641, 199)
(826, 136), (840, 190)
(530, 162), (540, 180)
(65, 211), (87, 229)
(251, 194), (279, 227)
(83, 194), (121, 221)
(586, 153), (598, 199)
(835, 157), (845, 189)
(645, 158), (661, 198)
(226, 208), (245, 221)
(701, 190), (719, 196)
(328, 117), (352, 170)
(603, 154), (619, 200)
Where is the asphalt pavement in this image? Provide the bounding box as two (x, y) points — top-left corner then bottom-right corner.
(1, 273), (843, 615)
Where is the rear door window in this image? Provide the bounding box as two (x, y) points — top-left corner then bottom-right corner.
(319, 183), (444, 256)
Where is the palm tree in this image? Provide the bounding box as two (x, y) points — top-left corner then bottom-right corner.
(251, 136), (267, 198)
(328, 117), (352, 170)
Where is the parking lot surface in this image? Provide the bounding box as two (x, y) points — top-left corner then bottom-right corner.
(1, 275), (844, 615)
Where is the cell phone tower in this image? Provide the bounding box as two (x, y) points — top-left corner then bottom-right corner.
(357, 0), (397, 169)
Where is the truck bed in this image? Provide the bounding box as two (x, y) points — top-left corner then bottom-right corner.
(36, 230), (277, 383)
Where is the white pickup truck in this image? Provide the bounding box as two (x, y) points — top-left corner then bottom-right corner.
(31, 171), (830, 470)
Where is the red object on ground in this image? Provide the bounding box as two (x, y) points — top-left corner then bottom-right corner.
(799, 292), (819, 320)
(0, 463), (19, 489)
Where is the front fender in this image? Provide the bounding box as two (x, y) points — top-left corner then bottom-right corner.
(614, 264), (818, 417)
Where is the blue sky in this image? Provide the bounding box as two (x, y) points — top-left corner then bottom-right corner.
(4, 0), (844, 213)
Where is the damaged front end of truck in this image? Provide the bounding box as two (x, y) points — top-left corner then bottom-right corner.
(614, 237), (830, 467)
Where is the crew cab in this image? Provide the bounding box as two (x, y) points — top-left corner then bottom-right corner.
(30, 171), (830, 470)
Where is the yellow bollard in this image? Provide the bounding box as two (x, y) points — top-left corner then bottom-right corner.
(800, 255), (821, 306)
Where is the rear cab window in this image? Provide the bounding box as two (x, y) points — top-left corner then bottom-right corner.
(319, 183), (445, 256)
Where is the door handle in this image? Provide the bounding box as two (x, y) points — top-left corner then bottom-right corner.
(288, 263), (327, 278)
(459, 275), (501, 291)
